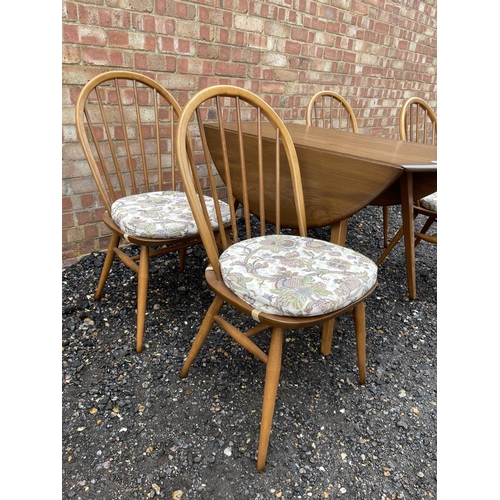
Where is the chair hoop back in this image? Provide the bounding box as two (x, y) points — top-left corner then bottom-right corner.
(306, 90), (358, 133)
(399, 97), (437, 145)
(175, 85), (307, 278)
(75, 70), (183, 214)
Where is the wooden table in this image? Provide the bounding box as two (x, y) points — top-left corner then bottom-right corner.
(204, 122), (437, 299)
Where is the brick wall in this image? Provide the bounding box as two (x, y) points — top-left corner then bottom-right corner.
(62, 0), (437, 267)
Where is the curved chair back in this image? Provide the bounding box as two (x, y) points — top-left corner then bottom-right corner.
(399, 97), (437, 145)
(175, 84), (308, 277)
(75, 70), (183, 214)
(306, 90), (358, 133)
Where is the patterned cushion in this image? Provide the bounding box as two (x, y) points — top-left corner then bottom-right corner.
(420, 192), (437, 212)
(111, 191), (231, 239)
(220, 235), (377, 317)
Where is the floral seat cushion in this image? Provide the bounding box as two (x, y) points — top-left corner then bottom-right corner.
(420, 192), (437, 212)
(220, 235), (377, 317)
(111, 191), (231, 239)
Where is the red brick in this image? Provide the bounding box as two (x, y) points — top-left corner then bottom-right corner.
(374, 21), (390, 34)
(232, 48), (261, 64)
(79, 25), (107, 45)
(76, 210), (93, 226)
(199, 6), (233, 27)
(134, 53), (176, 72)
(248, 34), (267, 49)
(62, 24), (80, 44)
(291, 27), (314, 43)
(108, 30), (129, 47)
(285, 41), (301, 55)
(84, 224), (99, 239)
(343, 51), (357, 63)
(65, 226), (85, 243)
(78, 6), (115, 27)
(175, 2), (191, 19)
(82, 47), (124, 66)
(200, 25), (212, 40)
(155, 0), (166, 15)
(80, 238), (99, 256)
(351, 1), (369, 15)
(62, 213), (74, 229)
(215, 62), (246, 78)
(62, 242), (79, 266)
(63, 45), (81, 64)
(63, 2), (78, 21)
(62, 197), (73, 211)
(261, 81), (286, 94)
(80, 194), (95, 209)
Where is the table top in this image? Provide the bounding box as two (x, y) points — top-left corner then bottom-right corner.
(282, 123), (437, 169)
(204, 121), (437, 227)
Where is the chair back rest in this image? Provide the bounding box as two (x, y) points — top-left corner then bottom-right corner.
(75, 70), (183, 214)
(175, 85), (307, 280)
(306, 90), (358, 133)
(399, 97), (437, 145)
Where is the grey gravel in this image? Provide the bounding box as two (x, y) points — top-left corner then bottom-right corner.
(62, 205), (437, 499)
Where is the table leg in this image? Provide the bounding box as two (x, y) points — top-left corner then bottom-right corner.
(330, 218), (348, 246)
(400, 171), (417, 299)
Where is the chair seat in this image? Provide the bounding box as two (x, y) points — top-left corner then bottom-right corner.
(220, 235), (377, 317)
(111, 191), (231, 239)
(420, 192), (437, 212)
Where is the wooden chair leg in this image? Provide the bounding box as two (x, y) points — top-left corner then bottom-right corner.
(135, 245), (150, 353)
(180, 295), (225, 378)
(353, 301), (366, 385)
(415, 214), (436, 247)
(383, 206), (389, 247)
(179, 248), (187, 272)
(95, 233), (120, 300)
(257, 327), (284, 472)
(320, 318), (335, 355)
(376, 225), (404, 266)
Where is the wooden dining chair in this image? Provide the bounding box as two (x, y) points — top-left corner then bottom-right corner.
(377, 97), (437, 266)
(175, 85), (378, 471)
(74, 71), (231, 353)
(306, 90), (359, 132)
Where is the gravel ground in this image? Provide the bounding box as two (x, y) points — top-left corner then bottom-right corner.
(62, 205), (437, 500)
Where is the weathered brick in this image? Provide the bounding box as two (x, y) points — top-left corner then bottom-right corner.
(178, 58), (214, 75)
(112, 0), (154, 13)
(82, 47), (125, 66)
(78, 25), (108, 46)
(63, 2), (78, 21)
(63, 45), (81, 65)
(351, 1), (369, 15)
(62, 213), (74, 229)
(80, 237), (99, 256)
(134, 53), (176, 72)
(215, 61), (247, 77)
(248, 33), (269, 49)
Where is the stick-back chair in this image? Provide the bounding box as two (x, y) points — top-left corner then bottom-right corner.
(75, 71), (230, 353)
(175, 85), (378, 471)
(306, 90), (359, 133)
(377, 97), (437, 266)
